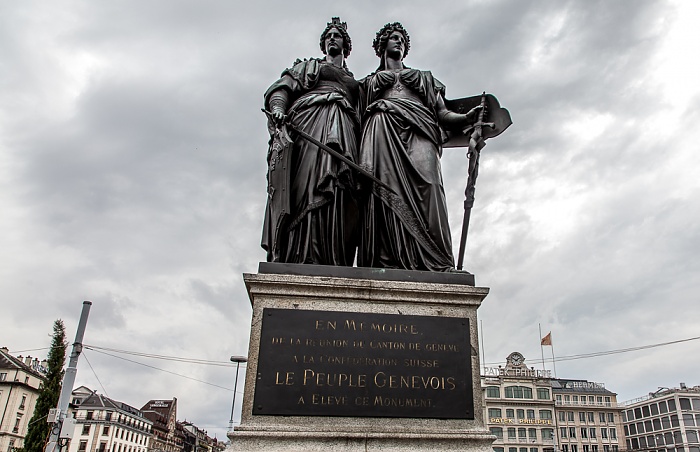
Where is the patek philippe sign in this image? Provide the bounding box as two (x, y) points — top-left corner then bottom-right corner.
(484, 367), (552, 378)
(490, 417), (553, 425)
(253, 308), (473, 419)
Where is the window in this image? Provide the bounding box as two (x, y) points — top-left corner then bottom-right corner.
(607, 413), (614, 423)
(568, 412), (575, 422)
(557, 395), (562, 404)
(489, 408), (502, 418)
(629, 424), (637, 435)
(662, 416), (671, 429)
(562, 446), (568, 452)
(82, 425), (91, 435)
(600, 413), (606, 423)
(518, 428), (527, 439)
(19, 396), (26, 410)
(530, 448), (538, 452)
(597, 397), (603, 405)
(494, 448), (505, 452)
(581, 428), (588, 439)
(559, 412), (566, 422)
(571, 445), (578, 452)
(603, 446), (610, 452)
(687, 430), (698, 443)
(543, 429), (554, 440)
(645, 420), (653, 432)
(487, 386), (501, 398)
(590, 428), (597, 439)
(0, 373), (7, 381)
(580, 412), (587, 422)
(659, 401), (668, 413)
(517, 409), (525, 419)
(651, 403), (659, 415)
(569, 427), (577, 438)
(508, 428), (517, 439)
(529, 428), (537, 440)
(565, 395), (571, 403)
(79, 442), (87, 452)
(13, 416), (21, 433)
(664, 432), (674, 445)
(604, 397), (611, 407)
(505, 386), (533, 399)
(631, 438), (639, 449)
(647, 435), (656, 447)
(509, 448), (518, 452)
(637, 421), (645, 433)
(610, 428), (617, 440)
(589, 396), (595, 404)
(540, 410), (552, 420)
(106, 412), (112, 421)
(592, 446), (598, 452)
(653, 418), (662, 430)
(87, 411), (94, 420)
(694, 399), (700, 410)
(538, 388), (550, 400)
(684, 414), (696, 426)
(611, 446), (617, 452)
(668, 399), (677, 411)
(583, 446), (589, 452)
(527, 409), (535, 419)
(634, 408), (643, 420)
(507, 409), (515, 419)
(672, 415), (680, 427)
(642, 405), (651, 417)
(560, 427), (567, 439)
(588, 412), (595, 423)
(574, 396), (579, 404)
(490, 427), (503, 439)
(98, 442), (107, 452)
(103, 426), (110, 436)
(674, 431), (683, 444)
(601, 428), (608, 439)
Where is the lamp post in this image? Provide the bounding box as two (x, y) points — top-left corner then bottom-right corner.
(228, 355), (247, 431)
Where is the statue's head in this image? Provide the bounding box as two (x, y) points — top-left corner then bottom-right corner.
(373, 22), (411, 59)
(319, 17), (352, 58)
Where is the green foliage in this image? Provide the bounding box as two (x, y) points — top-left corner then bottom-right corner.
(23, 320), (67, 452)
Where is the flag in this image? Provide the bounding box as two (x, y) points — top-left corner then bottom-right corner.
(541, 332), (552, 346)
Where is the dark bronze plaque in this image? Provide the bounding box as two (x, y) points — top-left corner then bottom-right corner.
(252, 308), (473, 419)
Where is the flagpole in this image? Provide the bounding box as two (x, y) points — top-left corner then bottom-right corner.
(551, 337), (557, 378)
(539, 323), (546, 372)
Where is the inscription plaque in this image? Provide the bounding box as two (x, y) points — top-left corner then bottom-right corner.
(253, 308), (473, 419)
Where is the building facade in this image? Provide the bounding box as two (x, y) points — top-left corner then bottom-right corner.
(0, 347), (47, 452)
(140, 399), (182, 452)
(620, 384), (700, 452)
(483, 352), (557, 452)
(552, 378), (625, 452)
(67, 388), (153, 452)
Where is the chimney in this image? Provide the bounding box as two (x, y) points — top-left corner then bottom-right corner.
(680, 382), (687, 389)
(25, 356), (32, 366)
(0, 347), (8, 354)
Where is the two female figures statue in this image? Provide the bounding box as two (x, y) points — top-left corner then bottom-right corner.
(262, 19), (484, 272)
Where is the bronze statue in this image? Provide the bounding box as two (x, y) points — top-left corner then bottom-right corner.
(357, 22), (485, 272)
(262, 18), (360, 265)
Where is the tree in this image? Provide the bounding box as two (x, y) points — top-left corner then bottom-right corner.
(24, 320), (67, 452)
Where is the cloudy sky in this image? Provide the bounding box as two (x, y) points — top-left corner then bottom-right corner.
(2, 0), (699, 441)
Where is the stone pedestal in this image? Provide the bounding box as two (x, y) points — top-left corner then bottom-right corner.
(227, 264), (494, 452)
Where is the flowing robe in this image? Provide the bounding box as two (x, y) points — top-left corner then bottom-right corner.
(358, 68), (454, 271)
(262, 58), (360, 265)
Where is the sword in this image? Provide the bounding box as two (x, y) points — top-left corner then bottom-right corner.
(262, 109), (396, 194)
(456, 92), (493, 271)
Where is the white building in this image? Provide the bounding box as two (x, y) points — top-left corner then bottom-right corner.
(67, 389), (153, 452)
(0, 347), (47, 452)
(620, 383), (700, 452)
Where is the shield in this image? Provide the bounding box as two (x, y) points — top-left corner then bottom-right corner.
(444, 93), (512, 147)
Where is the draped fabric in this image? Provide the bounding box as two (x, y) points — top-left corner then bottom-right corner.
(358, 69), (455, 272)
(262, 59), (360, 265)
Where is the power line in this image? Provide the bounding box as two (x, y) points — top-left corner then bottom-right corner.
(84, 346), (235, 392)
(82, 350), (110, 397)
(84, 344), (247, 368)
(484, 335), (700, 366)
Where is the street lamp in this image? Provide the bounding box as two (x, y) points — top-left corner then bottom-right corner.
(228, 355), (248, 431)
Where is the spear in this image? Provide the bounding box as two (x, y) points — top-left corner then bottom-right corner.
(456, 92), (494, 271)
